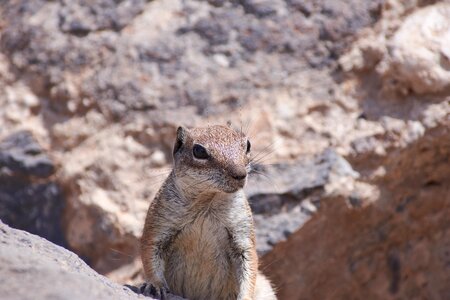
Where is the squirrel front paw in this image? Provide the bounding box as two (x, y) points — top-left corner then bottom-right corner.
(139, 282), (170, 300)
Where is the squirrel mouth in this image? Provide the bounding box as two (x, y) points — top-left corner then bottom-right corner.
(221, 177), (246, 193)
(233, 177), (247, 189)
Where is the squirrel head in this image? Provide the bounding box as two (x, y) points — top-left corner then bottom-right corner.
(172, 125), (251, 194)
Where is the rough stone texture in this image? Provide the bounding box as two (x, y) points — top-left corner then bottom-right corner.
(262, 124), (450, 300)
(247, 149), (359, 255)
(0, 131), (66, 247)
(0, 220), (189, 300)
(0, 0), (385, 272)
(59, 0), (150, 35)
(339, 1), (450, 95)
(0, 0), (449, 299)
(0, 130), (54, 177)
(0, 220), (147, 300)
(379, 2), (450, 94)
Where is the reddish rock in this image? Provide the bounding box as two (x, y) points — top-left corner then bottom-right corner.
(262, 124), (450, 300)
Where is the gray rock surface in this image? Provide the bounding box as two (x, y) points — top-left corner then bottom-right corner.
(0, 0), (382, 119)
(378, 3), (450, 94)
(247, 149), (359, 254)
(0, 220), (147, 300)
(0, 220), (188, 300)
(0, 130), (54, 177)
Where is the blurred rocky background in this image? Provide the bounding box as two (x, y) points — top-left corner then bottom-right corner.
(0, 0), (449, 299)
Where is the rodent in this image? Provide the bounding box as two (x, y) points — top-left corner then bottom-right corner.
(140, 125), (276, 300)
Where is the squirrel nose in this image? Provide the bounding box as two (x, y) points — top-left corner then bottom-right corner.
(230, 168), (247, 180)
(231, 173), (247, 180)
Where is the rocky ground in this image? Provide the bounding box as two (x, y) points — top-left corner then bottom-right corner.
(0, 0), (449, 299)
(0, 220), (188, 300)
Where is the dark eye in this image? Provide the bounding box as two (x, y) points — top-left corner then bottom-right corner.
(193, 144), (209, 159)
(246, 140), (251, 154)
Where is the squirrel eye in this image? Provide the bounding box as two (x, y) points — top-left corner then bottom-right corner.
(193, 144), (209, 159)
(246, 140), (251, 154)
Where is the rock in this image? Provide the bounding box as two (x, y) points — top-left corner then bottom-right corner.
(0, 0), (383, 118)
(59, 125), (159, 273)
(261, 124), (450, 300)
(338, 33), (386, 72)
(247, 149), (358, 209)
(0, 0), (383, 274)
(0, 131), (66, 247)
(0, 1), (449, 299)
(378, 3), (450, 94)
(59, 0), (149, 35)
(0, 131), (54, 177)
(0, 180), (66, 247)
(0, 220), (151, 300)
(239, 0), (280, 17)
(247, 149), (359, 254)
(207, 0), (226, 7)
(193, 16), (230, 45)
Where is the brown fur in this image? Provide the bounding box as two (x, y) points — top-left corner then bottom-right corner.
(141, 125), (276, 300)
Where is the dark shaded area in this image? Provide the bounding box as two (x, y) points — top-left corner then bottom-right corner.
(0, 131), (67, 247)
(387, 253), (401, 294)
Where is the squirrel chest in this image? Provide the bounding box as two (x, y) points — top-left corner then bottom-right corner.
(163, 193), (249, 300)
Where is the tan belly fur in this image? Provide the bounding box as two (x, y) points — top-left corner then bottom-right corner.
(164, 215), (239, 300)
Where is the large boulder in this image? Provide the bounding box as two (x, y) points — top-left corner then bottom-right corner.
(0, 220), (189, 300)
(262, 124), (450, 300)
(0, 220), (147, 300)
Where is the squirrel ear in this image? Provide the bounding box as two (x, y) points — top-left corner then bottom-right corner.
(173, 126), (187, 155)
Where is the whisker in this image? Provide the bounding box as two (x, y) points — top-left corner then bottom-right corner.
(145, 167), (171, 176)
(251, 140), (278, 162)
(252, 162), (277, 168)
(109, 248), (135, 259)
(251, 148), (277, 165)
(145, 170), (172, 188)
(249, 160), (283, 193)
(146, 167), (172, 175)
(260, 256), (282, 272)
(145, 170), (171, 180)
(186, 177), (211, 192)
(249, 170), (280, 192)
(239, 106), (243, 136)
(243, 116), (252, 137)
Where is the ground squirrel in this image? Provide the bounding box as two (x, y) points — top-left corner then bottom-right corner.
(140, 125), (276, 300)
